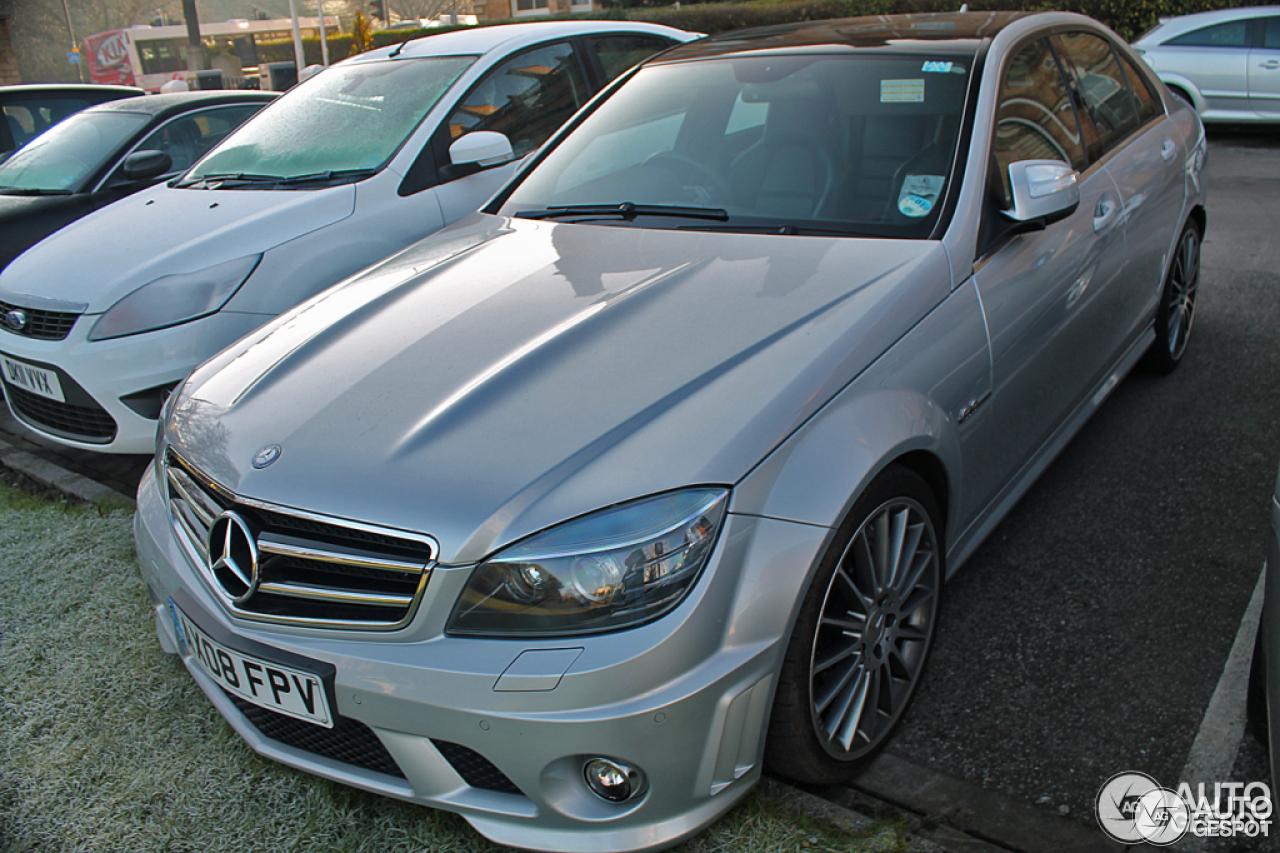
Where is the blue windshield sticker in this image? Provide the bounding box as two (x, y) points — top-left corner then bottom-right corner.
(898, 174), (945, 218)
(922, 61), (954, 73)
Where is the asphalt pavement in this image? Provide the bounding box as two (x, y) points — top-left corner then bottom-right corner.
(2, 124), (1279, 852)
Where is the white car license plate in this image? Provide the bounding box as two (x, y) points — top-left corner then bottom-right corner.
(167, 599), (333, 728)
(1, 355), (65, 403)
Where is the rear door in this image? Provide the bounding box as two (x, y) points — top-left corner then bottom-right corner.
(1249, 16), (1280, 118)
(1053, 32), (1184, 354)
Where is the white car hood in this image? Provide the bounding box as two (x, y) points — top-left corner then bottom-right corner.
(0, 182), (356, 312)
(171, 214), (953, 564)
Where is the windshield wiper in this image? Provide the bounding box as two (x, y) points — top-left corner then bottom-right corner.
(174, 172), (284, 189)
(0, 186), (74, 196)
(676, 222), (876, 238)
(273, 168), (377, 186)
(514, 202), (729, 222)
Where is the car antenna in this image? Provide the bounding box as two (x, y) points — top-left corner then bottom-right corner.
(389, 33), (417, 58)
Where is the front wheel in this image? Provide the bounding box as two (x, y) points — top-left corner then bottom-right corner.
(766, 465), (943, 784)
(1143, 222), (1201, 374)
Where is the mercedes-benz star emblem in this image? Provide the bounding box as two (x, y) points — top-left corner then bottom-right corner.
(3, 309), (27, 332)
(206, 511), (259, 604)
(252, 444), (282, 469)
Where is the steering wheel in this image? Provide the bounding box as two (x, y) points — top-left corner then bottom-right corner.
(643, 152), (728, 201)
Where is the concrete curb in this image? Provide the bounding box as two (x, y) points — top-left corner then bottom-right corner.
(0, 436), (136, 510)
(762, 775), (1015, 853)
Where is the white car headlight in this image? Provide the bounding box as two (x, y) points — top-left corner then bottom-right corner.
(448, 488), (729, 637)
(88, 254), (262, 341)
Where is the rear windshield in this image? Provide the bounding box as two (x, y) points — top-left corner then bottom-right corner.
(185, 56), (475, 184)
(499, 53), (973, 239)
(0, 110), (148, 192)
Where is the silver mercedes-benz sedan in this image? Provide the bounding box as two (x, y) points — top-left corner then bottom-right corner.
(134, 11), (1207, 852)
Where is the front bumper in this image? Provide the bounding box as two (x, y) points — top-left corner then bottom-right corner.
(133, 466), (829, 852)
(0, 310), (271, 454)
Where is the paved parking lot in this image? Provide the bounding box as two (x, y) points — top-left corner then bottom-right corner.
(1, 125), (1278, 852)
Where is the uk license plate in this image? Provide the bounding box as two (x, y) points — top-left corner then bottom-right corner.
(1, 355), (65, 402)
(167, 599), (333, 728)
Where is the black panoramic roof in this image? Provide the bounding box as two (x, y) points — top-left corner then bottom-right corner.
(655, 12), (1031, 63)
(85, 90), (275, 118)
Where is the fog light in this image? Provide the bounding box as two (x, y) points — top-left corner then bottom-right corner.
(583, 758), (644, 802)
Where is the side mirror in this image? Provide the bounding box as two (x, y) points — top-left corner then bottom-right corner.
(121, 149), (174, 182)
(1003, 159), (1079, 225)
(448, 131), (515, 168)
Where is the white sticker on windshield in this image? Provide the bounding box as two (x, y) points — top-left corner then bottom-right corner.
(881, 79), (925, 103)
(898, 174), (945, 217)
(921, 61), (953, 73)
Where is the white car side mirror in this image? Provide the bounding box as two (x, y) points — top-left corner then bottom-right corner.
(448, 131), (515, 168)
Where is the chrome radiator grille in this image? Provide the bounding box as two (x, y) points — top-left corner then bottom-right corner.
(165, 450), (436, 630)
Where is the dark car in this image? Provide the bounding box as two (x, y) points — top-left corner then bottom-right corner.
(0, 90), (274, 272)
(1, 83), (143, 161)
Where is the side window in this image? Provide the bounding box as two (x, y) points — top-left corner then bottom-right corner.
(1264, 18), (1280, 49)
(991, 38), (1086, 209)
(1167, 21), (1249, 48)
(1053, 32), (1140, 156)
(590, 35), (675, 83)
(134, 106), (262, 173)
(445, 41), (588, 157)
(1116, 52), (1161, 123)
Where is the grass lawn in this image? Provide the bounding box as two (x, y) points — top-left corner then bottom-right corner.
(0, 476), (905, 853)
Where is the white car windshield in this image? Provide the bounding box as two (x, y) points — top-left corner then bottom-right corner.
(182, 56), (475, 187)
(501, 54), (972, 239)
(0, 111), (148, 194)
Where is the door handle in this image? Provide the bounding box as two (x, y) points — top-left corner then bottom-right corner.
(1093, 195), (1118, 233)
(1262, 59), (1280, 69)
(1161, 139), (1177, 163)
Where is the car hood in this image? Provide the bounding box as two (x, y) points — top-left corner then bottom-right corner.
(170, 214), (952, 565)
(0, 183), (356, 311)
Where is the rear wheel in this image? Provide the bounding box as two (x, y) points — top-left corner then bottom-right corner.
(1143, 221), (1201, 374)
(766, 465), (943, 784)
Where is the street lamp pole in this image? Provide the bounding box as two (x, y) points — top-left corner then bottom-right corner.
(59, 0), (85, 82)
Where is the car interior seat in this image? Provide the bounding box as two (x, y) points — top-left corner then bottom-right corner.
(728, 87), (837, 219)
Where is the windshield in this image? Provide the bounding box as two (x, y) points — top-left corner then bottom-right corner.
(0, 111), (148, 193)
(500, 54), (973, 239)
(184, 56), (475, 184)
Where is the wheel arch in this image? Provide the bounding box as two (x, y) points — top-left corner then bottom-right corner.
(733, 387), (961, 544)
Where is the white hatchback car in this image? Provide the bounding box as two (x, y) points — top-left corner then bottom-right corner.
(0, 21), (695, 453)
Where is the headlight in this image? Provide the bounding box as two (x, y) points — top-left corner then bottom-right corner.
(88, 254), (261, 341)
(447, 488), (729, 637)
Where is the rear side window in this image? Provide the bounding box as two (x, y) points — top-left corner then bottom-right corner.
(1053, 32), (1140, 157)
(1166, 21), (1248, 48)
(591, 35), (676, 83)
(445, 41), (589, 157)
(1264, 17), (1280, 49)
(1116, 52), (1161, 123)
(991, 38), (1086, 208)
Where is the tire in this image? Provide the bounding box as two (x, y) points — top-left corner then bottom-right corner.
(1142, 221), (1201, 374)
(766, 464), (943, 784)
